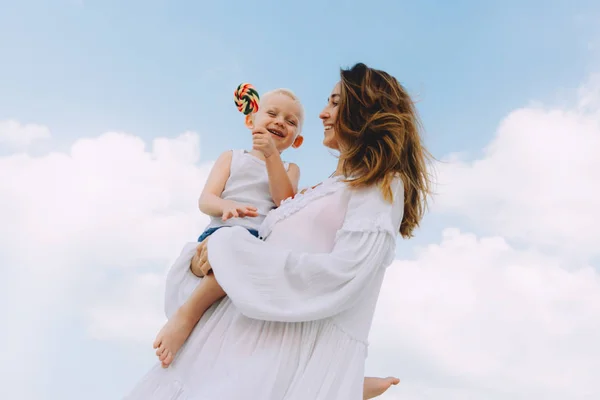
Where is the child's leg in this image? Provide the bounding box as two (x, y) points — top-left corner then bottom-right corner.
(153, 273), (226, 367)
(363, 376), (400, 399)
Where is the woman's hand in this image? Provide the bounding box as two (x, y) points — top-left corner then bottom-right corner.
(190, 239), (212, 277)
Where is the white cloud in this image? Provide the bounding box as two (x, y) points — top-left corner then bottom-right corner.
(434, 76), (600, 257)
(578, 73), (600, 112)
(0, 127), (211, 399)
(362, 75), (600, 400)
(369, 229), (600, 400)
(0, 119), (51, 149)
(1, 130), (210, 264)
(87, 272), (165, 343)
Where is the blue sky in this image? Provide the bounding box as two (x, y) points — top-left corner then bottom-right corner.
(2, 0), (597, 165)
(2, 1), (600, 399)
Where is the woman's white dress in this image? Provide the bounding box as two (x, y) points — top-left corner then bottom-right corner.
(124, 176), (404, 400)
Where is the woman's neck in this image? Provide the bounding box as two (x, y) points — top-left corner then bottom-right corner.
(332, 159), (344, 177)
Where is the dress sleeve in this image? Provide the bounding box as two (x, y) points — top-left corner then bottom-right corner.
(207, 178), (404, 322)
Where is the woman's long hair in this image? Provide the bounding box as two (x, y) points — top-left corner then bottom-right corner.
(335, 62), (433, 238)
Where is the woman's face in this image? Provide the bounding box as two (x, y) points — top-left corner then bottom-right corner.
(319, 82), (341, 150)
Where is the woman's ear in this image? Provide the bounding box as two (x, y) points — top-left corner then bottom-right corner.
(244, 114), (254, 129)
(292, 135), (304, 149)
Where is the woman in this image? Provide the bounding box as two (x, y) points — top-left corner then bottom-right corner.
(125, 63), (431, 400)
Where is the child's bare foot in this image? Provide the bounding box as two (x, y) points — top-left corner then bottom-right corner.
(153, 308), (197, 368)
(363, 376), (400, 399)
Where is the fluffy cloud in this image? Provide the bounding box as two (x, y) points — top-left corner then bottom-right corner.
(368, 75), (600, 400)
(434, 76), (600, 256)
(364, 76), (600, 399)
(0, 119), (51, 149)
(87, 272), (165, 343)
(0, 129), (210, 270)
(369, 229), (600, 400)
(0, 124), (211, 399)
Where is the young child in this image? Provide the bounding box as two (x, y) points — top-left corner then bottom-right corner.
(154, 86), (304, 367)
(153, 86), (399, 399)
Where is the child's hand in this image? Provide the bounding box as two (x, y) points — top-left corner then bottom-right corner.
(222, 201), (259, 221)
(252, 128), (277, 158)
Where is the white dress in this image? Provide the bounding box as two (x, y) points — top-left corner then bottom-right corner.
(124, 175), (404, 400)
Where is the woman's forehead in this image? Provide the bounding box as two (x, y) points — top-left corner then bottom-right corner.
(332, 82), (341, 94)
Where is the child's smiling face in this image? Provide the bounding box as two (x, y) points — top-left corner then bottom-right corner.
(249, 92), (304, 152)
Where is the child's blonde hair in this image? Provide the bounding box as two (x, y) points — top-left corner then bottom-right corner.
(261, 88), (305, 134)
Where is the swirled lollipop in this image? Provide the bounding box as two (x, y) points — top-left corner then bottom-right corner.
(234, 83), (260, 115)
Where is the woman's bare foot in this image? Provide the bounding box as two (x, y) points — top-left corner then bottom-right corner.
(363, 376), (400, 399)
(153, 308), (197, 368)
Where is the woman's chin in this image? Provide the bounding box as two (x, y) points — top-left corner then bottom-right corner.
(322, 138), (339, 150)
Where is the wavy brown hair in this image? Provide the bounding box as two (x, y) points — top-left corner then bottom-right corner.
(336, 63), (433, 238)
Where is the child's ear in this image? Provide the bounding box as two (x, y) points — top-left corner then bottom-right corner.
(244, 114), (254, 129)
(292, 135), (304, 149)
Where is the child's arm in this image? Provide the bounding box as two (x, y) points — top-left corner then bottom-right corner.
(252, 129), (300, 206)
(199, 151), (258, 220)
(265, 154), (300, 206)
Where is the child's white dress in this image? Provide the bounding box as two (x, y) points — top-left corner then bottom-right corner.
(124, 175), (404, 400)
(205, 149), (289, 233)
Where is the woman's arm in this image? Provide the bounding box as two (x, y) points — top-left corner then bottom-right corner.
(206, 179), (404, 322)
(208, 228), (394, 322)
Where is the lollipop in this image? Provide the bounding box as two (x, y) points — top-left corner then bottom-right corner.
(234, 83), (260, 115)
